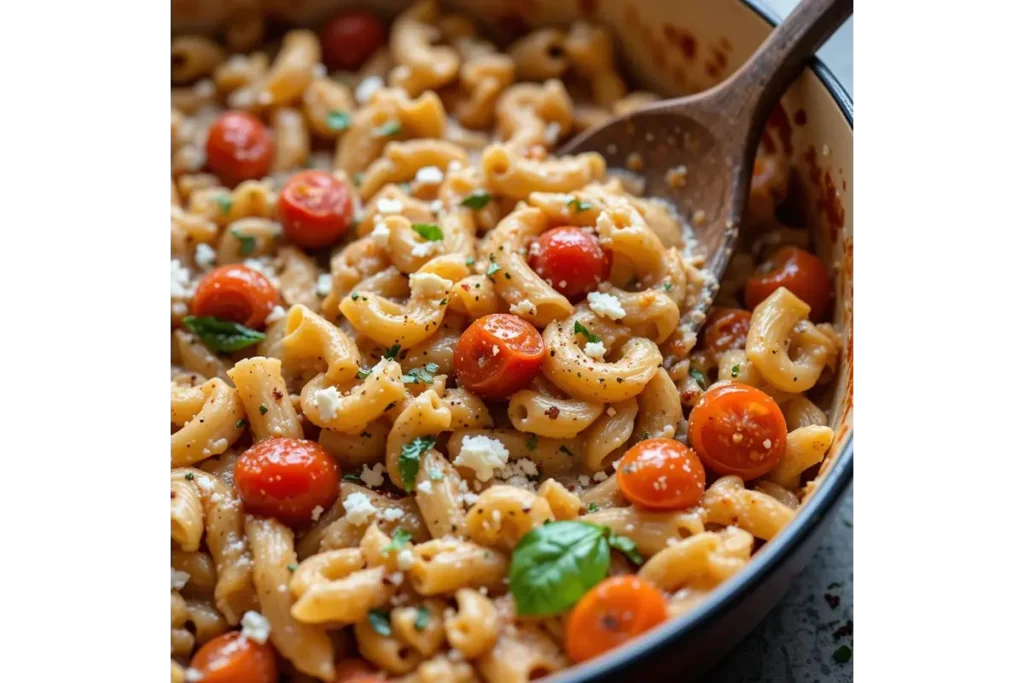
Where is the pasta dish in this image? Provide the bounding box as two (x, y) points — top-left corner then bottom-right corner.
(170, 4), (841, 681)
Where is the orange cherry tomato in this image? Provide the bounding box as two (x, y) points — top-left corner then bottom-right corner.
(278, 170), (354, 250)
(745, 246), (832, 321)
(453, 314), (545, 399)
(687, 382), (787, 480)
(191, 264), (279, 329)
(701, 307), (752, 356)
(566, 575), (668, 663)
(205, 111), (273, 186)
(190, 631), (277, 683)
(617, 438), (706, 510)
(528, 226), (610, 301)
(333, 658), (382, 683)
(234, 438), (341, 526)
(320, 10), (386, 70)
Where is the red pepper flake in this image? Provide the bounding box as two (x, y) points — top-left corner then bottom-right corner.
(544, 406), (560, 419)
(824, 593), (840, 609)
(272, 388), (284, 400)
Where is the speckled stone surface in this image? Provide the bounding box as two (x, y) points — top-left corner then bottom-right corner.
(699, 489), (853, 682)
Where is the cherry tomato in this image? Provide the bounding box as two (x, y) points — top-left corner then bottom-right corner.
(191, 264), (279, 329)
(320, 11), (386, 71)
(617, 438), (706, 510)
(278, 170), (354, 250)
(205, 111), (273, 185)
(333, 659), (383, 683)
(234, 438), (341, 526)
(566, 575), (668, 663)
(453, 314), (545, 399)
(190, 631), (277, 683)
(687, 382), (787, 480)
(528, 226), (610, 301)
(701, 308), (752, 356)
(745, 246), (832, 321)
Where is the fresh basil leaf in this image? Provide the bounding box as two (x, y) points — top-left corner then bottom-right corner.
(383, 344), (402, 360)
(508, 521), (610, 616)
(368, 609), (392, 637)
(383, 528), (412, 554)
(566, 197), (592, 213)
(689, 367), (707, 390)
(230, 228), (257, 256)
(215, 195), (232, 214)
(411, 223), (444, 241)
(607, 531), (643, 565)
(460, 191), (492, 209)
(414, 605), (430, 631)
(326, 110), (351, 132)
(573, 321), (600, 344)
(403, 362), (439, 385)
(372, 120), (401, 138)
(399, 436), (434, 491)
(183, 316), (265, 352)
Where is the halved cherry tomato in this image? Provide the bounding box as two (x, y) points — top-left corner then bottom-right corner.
(191, 264), (279, 329)
(333, 658), (383, 683)
(320, 11), (386, 71)
(701, 307), (752, 356)
(234, 438), (341, 526)
(617, 438), (706, 510)
(745, 246), (832, 321)
(190, 631), (277, 683)
(528, 226), (610, 301)
(453, 314), (545, 399)
(205, 111), (273, 185)
(566, 575), (668, 663)
(687, 382), (787, 480)
(278, 170), (354, 250)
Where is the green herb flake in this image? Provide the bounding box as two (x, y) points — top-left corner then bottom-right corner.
(663, 282), (672, 292)
(326, 110), (352, 132)
(368, 609), (392, 637)
(525, 434), (538, 451)
(353, 172), (365, 186)
(403, 362), (439, 385)
(689, 367), (708, 390)
(438, 298), (447, 306)
(607, 531), (643, 565)
(259, 404), (268, 415)
(183, 316), (266, 353)
(586, 502), (599, 513)
(372, 120), (402, 138)
(230, 228), (257, 256)
(343, 472), (363, 482)
(833, 645), (852, 664)
(286, 563), (297, 572)
(184, 471), (195, 481)
(558, 445), (573, 456)
(383, 344), (402, 360)
(460, 191), (492, 210)
(235, 419), (247, 429)
(383, 528), (413, 554)
(399, 436), (435, 491)
(411, 223), (444, 241)
(351, 292), (360, 301)
(566, 197), (593, 213)
(414, 605), (430, 631)
(573, 321), (600, 344)
(485, 260), (500, 278)
(357, 368), (371, 380)
(731, 364), (741, 378)
(215, 195), (232, 214)
(465, 257), (476, 266)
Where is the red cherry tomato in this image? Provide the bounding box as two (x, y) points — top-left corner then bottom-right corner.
(191, 264), (279, 329)
(278, 170), (354, 250)
(234, 438), (341, 526)
(617, 438), (706, 510)
(565, 575), (668, 663)
(701, 308), (752, 356)
(205, 111), (273, 186)
(453, 314), (545, 399)
(687, 382), (787, 480)
(528, 226), (610, 301)
(333, 658), (383, 683)
(745, 246), (832, 321)
(320, 11), (386, 71)
(190, 631), (277, 683)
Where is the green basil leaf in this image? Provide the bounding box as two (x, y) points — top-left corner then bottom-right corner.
(689, 367), (707, 390)
(403, 362), (439, 385)
(607, 531), (643, 565)
(399, 436), (434, 491)
(414, 605), (430, 631)
(372, 120), (401, 138)
(411, 223), (444, 241)
(383, 528), (412, 554)
(573, 321), (600, 344)
(230, 228), (257, 256)
(368, 609), (392, 637)
(326, 110), (351, 132)
(183, 316), (265, 352)
(566, 197), (593, 213)
(508, 521), (610, 616)
(383, 344), (402, 360)
(460, 191), (492, 209)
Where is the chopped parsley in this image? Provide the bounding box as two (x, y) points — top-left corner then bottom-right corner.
(663, 282), (673, 291)
(372, 120), (401, 138)
(357, 368), (371, 380)
(184, 471), (195, 481)
(286, 563), (297, 572)
(414, 605), (430, 631)
(343, 472), (363, 482)
(411, 223), (444, 241)
(368, 609), (392, 637)
(573, 321), (600, 344)
(485, 260), (500, 278)
(465, 256), (476, 266)
(215, 195), (232, 214)
(383, 344), (402, 360)
(230, 228), (257, 256)
(235, 419), (247, 429)
(525, 434), (538, 451)
(586, 502), (600, 513)
(566, 197), (593, 213)
(438, 298), (447, 306)
(731, 363), (741, 378)
(460, 190), (492, 209)
(402, 362), (439, 385)
(259, 404), (268, 415)
(326, 110), (351, 132)
(383, 528), (412, 554)
(558, 445), (573, 456)
(398, 436), (435, 491)
(689, 367), (707, 390)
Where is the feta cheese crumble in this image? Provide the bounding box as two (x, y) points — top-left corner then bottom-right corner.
(171, 568), (190, 590)
(380, 507), (404, 522)
(377, 198), (403, 214)
(264, 305), (286, 325)
(240, 611), (272, 644)
(316, 273), (333, 296)
(414, 165), (444, 185)
(508, 299), (536, 316)
(370, 222), (391, 246)
(310, 505), (324, 521)
(355, 76), (383, 104)
(313, 386), (342, 421)
(454, 435), (509, 482)
(583, 341), (606, 359)
(194, 243), (217, 269)
(587, 291), (626, 320)
(409, 271), (450, 298)
(171, 259), (192, 298)
(411, 241), (438, 258)
(396, 548), (415, 570)
(342, 492), (378, 525)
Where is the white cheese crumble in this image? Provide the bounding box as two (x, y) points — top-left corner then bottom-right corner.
(587, 291), (626, 320)
(316, 273), (333, 296)
(171, 259), (192, 298)
(194, 243), (217, 269)
(310, 505), (324, 521)
(313, 386), (342, 421)
(370, 222), (391, 246)
(360, 462), (386, 488)
(584, 341), (606, 359)
(355, 75), (383, 103)
(415, 165), (444, 185)
(381, 507), (404, 522)
(454, 435), (509, 482)
(343, 492), (378, 525)
(592, 471), (608, 482)
(429, 199), (444, 213)
(264, 305), (286, 325)
(396, 548), (415, 570)
(411, 240), (438, 258)
(416, 480), (433, 494)
(243, 257), (280, 286)
(491, 344), (500, 356)
(377, 198), (403, 214)
(409, 271), (450, 298)
(184, 668), (204, 682)
(240, 610), (272, 644)
(578, 474), (591, 487)
(495, 457), (539, 491)
(195, 477), (215, 492)
(509, 299), (536, 316)
(171, 568), (190, 590)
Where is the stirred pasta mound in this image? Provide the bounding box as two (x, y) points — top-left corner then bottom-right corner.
(170, 4), (841, 680)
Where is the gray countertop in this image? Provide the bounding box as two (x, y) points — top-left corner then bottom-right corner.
(700, 490), (853, 682)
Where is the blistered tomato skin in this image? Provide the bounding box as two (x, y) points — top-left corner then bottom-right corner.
(205, 111), (274, 186)
(234, 438), (341, 526)
(278, 170), (354, 250)
(745, 246), (832, 321)
(189, 631), (277, 683)
(565, 575), (668, 663)
(528, 226), (611, 301)
(191, 264), (280, 329)
(701, 308), (752, 356)
(454, 314), (545, 399)
(687, 381), (787, 480)
(320, 11), (386, 70)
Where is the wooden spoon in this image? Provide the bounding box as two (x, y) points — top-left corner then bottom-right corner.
(559, 0), (852, 332)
